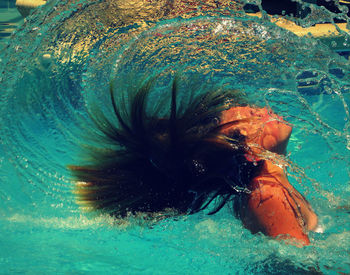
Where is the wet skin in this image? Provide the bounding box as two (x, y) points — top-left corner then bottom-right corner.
(220, 106), (318, 245)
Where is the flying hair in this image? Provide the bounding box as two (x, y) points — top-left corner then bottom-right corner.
(69, 76), (264, 218)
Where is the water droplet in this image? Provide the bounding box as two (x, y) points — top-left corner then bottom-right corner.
(40, 53), (52, 68)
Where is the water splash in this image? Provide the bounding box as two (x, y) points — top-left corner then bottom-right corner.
(0, 0), (349, 274)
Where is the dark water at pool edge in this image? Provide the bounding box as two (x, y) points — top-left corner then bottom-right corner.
(0, 8), (23, 50)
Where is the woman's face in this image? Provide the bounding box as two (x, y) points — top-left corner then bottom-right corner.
(220, 106), (292, 155)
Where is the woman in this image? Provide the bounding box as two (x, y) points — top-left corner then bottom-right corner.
(69, 77), (317, 245)
(220, 106), (318, 245)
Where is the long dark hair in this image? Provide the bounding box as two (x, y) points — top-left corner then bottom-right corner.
(69, 77), (263, 217)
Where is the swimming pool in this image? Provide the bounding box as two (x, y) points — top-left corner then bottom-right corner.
(0, 0), (349, 274)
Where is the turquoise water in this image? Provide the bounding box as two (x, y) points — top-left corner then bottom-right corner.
(0, 1), (349, 274)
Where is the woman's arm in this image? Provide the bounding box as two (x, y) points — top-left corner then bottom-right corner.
(241, 161), (318, 245)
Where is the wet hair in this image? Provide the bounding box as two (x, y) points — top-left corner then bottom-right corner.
(69, 77), (263, 218)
